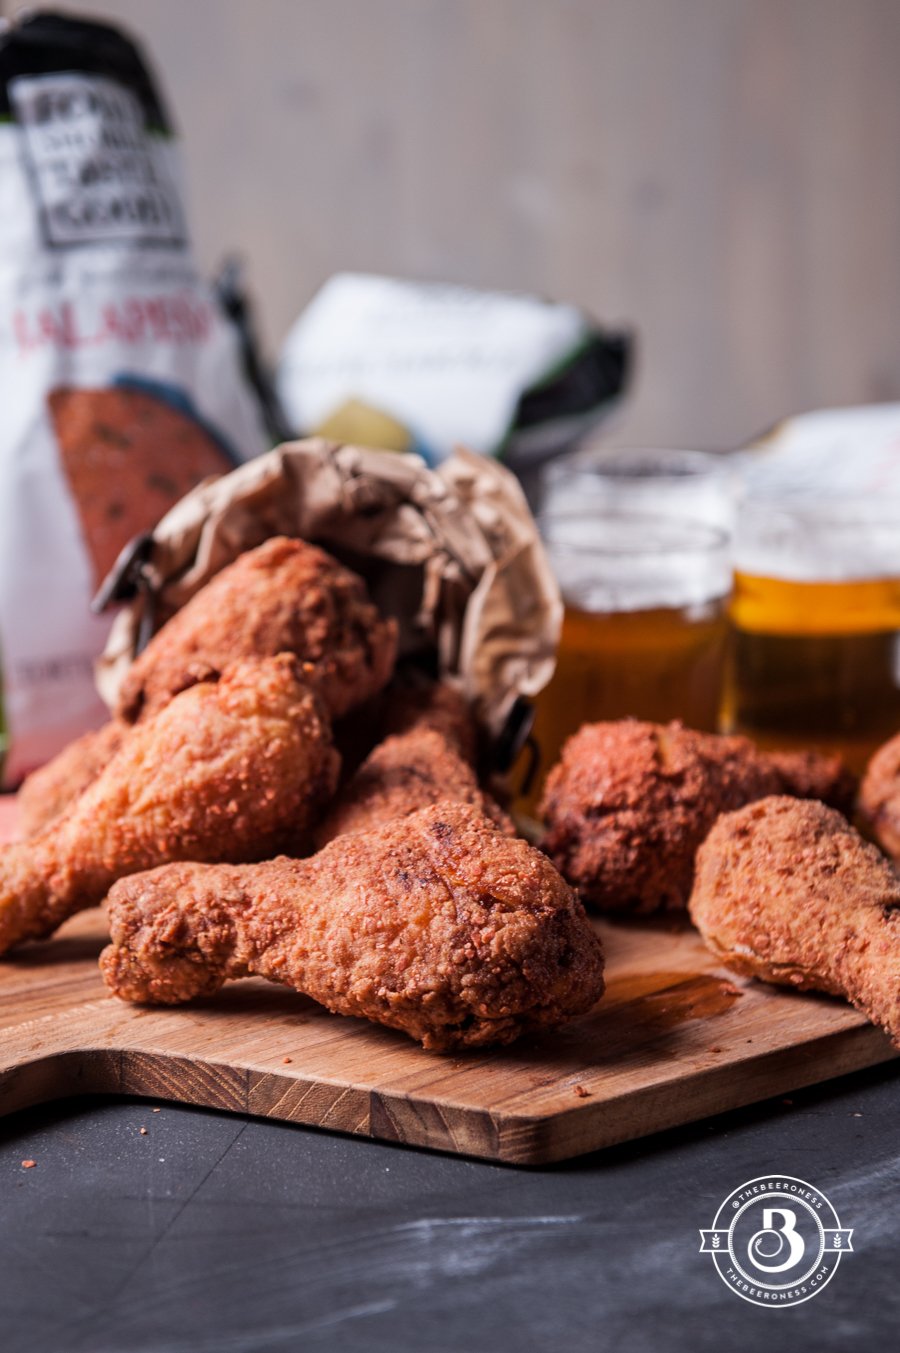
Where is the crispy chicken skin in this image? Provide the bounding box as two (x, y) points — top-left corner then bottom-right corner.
(539, 721), (781, 912)
(381, 680), (478, 763)
(316, 695), (511, 846)
(331, 677), (479, 778)
(101, 803), (606, 1052)
(858, 732), (900, 858)
(0, 656), (338, 954)
(19, 538), (394, 830)
(766, 749), (858, 817)
(116, 536), (398, 723)
(18, 721), (126, 837)
(539, 720), (858, 913)
(689, 795), (900, 1046)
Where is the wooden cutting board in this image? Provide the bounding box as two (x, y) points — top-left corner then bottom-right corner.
(0, 796), (895, 1164)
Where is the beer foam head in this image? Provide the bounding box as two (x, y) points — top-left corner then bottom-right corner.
(541, 512), (731, 612)
(736, 405), (900, 580)
(735, 498), (900, 582)
(544, 447), (736, 531)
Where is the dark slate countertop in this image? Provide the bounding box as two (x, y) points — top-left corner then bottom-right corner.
(2, 1062), (898, 1353)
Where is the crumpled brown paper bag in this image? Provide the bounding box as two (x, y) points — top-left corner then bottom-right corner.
(96, 439), (562, 743)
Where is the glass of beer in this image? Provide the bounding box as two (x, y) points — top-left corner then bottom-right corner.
(540, 446), (735, 529)
(527, 507), (732, 806)
(726, 497), (900, 772)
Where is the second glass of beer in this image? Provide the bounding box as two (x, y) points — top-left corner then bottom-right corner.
(530, 451), (734, 795)
(726, 497), (900, 772)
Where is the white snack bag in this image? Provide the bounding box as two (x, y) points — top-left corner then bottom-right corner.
(277, 272), (631, 468)
(740, 403), (900, 501)
(735, 403), (900, 580)
(0, 12), (268, 785)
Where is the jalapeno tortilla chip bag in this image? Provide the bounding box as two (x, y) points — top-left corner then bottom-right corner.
(0, 12), (267, 784)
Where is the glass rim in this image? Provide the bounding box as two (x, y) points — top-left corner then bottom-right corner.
(738, 494), (900, 527)
(736, 495), (898, 514)
(539, 509), (730, 557)
(556, 446), (731, 482)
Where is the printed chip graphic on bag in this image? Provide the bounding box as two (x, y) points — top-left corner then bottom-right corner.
(48, 383), (236, 587)
(0, 13), (267, 784)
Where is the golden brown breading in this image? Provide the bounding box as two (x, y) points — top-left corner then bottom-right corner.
(100, 803), (606, 1051)
(858, 732), (900, 858)
(766, 749), (858, 817)
(689, 795), (900, 1046)
(116, 536), (397, 723)
(316, 728), (510, 845)
(17, 721), (127, 838)
(19, 538), (394, 828)
(539, 721), (782, 913)
(316, 718), (511, 848)
(381, 680), (478, 763)
(331, 678), (478, 780)
(0, 656), (338, 954)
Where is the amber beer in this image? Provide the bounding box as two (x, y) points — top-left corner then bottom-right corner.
(533, 599), (729, 770)
(728, 573), (900, 771)
(526, 512), (732, 808)
(726, 502), (900, 772)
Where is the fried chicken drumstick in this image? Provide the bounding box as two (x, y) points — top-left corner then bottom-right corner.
(689, 795), (900, 1047)
(858, 730), (900, 859)
(316, 683), (511, 845)
(116, 536), (397, 723)
(19, 536), (396, 833)
(381, 680), (478, 764)
(316, 727), (511, 844)
(540, 720), (857, 913)
(0, 656), (338, 954)
(765, 749), (858, 817)
(101, 803), (606, 1051)
(540, 721), (781, 913)
(18, 721), (127, 838)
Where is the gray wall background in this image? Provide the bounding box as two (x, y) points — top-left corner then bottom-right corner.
(8, 0), (900, 448)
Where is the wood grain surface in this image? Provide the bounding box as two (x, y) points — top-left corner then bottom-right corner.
(0, 794), (895, 1164)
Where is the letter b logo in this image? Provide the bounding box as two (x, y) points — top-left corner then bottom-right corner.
(748, 1207), (805, 1273)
